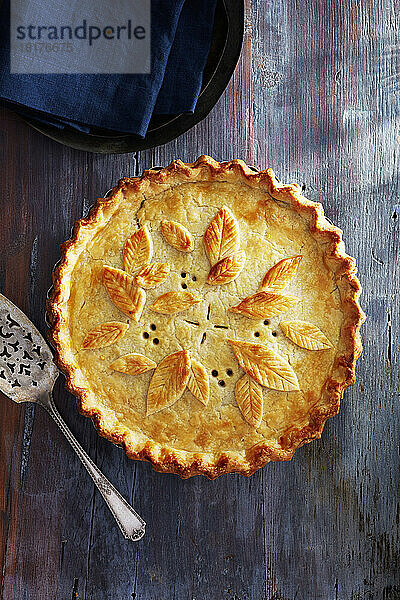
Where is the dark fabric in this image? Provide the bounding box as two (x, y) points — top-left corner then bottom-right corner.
(0, 0), (217, 136)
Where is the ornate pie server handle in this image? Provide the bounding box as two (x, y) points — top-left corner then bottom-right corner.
(38, 391), (146, 541)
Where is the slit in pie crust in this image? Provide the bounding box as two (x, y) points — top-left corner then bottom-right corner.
(47, 156), (365, 479)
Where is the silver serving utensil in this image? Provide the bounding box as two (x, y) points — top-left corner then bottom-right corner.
(0, 292), (145, 541)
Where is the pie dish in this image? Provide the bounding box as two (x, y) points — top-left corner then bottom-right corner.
(47, 156), (365, 479)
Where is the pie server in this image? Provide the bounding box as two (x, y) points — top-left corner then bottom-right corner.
(0, 292), (146, 541)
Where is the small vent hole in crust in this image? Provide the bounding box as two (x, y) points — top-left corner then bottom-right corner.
(180, 271), (197, 286)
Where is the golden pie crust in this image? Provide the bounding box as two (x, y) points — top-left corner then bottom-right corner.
(47, 156), (365, 479)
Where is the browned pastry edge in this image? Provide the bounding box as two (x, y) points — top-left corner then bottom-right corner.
(46, 156), (366, 479)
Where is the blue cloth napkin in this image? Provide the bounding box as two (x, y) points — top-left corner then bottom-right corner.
(0, 0), (217, 136)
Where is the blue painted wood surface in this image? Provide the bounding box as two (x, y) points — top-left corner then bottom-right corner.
(0, 1), (399, 598)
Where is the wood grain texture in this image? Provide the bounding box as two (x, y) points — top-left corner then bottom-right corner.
(0, 0), (399, 598)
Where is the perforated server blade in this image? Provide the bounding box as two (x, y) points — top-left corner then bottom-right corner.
(0, 292), (145, 541)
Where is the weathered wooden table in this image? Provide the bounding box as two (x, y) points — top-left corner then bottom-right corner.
(1, 1), (399, 598)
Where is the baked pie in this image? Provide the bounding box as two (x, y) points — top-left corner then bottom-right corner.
(48, 157), (365, 479)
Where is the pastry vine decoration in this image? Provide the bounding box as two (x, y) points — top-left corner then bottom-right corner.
(82, 209), (333, 428)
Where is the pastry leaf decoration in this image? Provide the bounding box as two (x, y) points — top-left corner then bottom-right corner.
(229, 291), (300, 319)
(187, 358), (209, 406)
(228, 340), (300, 391)
(235, 374), (263, 428)
(260, 255), (302, 291)
(280, 320), (332, 350)
(204, 206), (240, 265)
(83, 322), (128, 349)
(147, 350), (191, 415)
(207, 251), (246, 285)
(149, 291), (201, 314)
(123, 225), (153, 273)
(134, 262), (170, 289)
(110, 353), (157, 375)
(102, 266), (146, 321)
(92, 199), (331, 425)
(161, 220), (194, 252)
